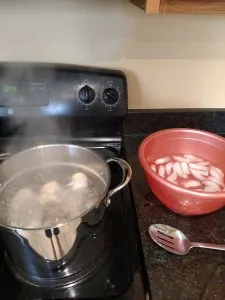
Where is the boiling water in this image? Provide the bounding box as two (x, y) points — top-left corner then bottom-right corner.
(0, 162), (107, 229)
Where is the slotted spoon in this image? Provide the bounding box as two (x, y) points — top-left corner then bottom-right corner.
(149, 224), (225, 255)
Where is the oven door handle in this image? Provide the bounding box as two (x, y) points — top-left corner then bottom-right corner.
(105, 158), (132, 206)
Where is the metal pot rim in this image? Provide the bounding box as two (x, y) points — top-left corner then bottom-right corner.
(0, 144), (111, 231)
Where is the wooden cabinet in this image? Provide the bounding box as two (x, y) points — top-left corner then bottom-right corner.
(130, 0), (225, 14)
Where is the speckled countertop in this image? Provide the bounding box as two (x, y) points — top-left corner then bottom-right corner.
(125, 111), (225, 300)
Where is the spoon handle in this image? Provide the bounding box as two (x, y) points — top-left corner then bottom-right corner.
(191, 242), (225, 251)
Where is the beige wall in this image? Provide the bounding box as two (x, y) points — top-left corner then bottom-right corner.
(0, 0), (225, 108)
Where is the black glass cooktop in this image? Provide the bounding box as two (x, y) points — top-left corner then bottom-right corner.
(0, 145), (148, 300)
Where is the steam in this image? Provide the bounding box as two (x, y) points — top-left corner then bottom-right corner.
(0, 63), (73, 154)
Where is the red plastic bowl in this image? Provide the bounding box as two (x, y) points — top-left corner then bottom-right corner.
(138, 128), (225, 216)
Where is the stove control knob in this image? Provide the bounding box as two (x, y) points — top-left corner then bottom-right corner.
(102, 88), (119, 106)
(79, 85), (95, 104)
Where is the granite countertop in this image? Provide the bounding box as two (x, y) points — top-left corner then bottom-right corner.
(125, 111), (225, 300)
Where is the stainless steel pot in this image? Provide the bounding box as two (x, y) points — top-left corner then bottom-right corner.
(0, 144), (132, 283)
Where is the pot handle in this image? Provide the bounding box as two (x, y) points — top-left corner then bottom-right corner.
(105, 158), (132, 206)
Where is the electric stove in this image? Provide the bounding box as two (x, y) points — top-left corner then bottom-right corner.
(0, 63), (150, 299)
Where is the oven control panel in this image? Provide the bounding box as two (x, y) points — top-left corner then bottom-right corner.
(0, 63), (128, 117)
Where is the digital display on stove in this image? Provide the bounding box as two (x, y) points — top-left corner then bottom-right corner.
(0, 81), (49, 106)
(3, 84), (18, 93)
